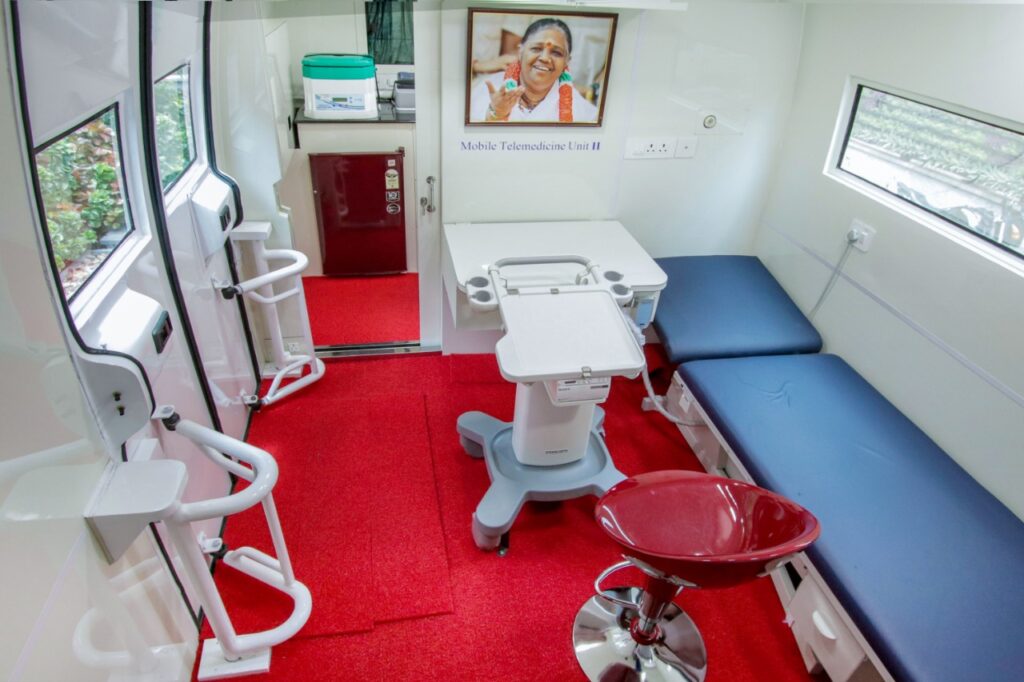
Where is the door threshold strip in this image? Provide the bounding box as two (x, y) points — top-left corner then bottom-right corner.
(315, 341), (437, 358)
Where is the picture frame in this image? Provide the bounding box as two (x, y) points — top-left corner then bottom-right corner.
(465, 8), (618, 127)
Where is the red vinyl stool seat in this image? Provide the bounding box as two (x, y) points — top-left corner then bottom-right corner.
(573, 470), (820, 681)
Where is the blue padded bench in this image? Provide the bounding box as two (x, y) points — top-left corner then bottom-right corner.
(653, 255), (822, 365)
(677, 353), (1024, 682)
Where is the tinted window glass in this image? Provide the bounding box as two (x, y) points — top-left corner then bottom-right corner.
(840, 86), (1024, 256)
(154, 64), (196, 191)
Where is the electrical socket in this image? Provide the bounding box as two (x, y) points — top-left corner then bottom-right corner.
(850, 219), (876, 252)
(286, 342), (302, 353)
(625, 137), (677, 159)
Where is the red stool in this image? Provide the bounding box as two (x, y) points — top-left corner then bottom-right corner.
(573, 470), (820, 681)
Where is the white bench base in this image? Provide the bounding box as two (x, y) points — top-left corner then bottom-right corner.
(662, 372), (892, 682)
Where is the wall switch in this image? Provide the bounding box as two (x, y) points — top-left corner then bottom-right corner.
(850, 219), (876, 252)
(625, 137), (677, 159)
(675, 136), (698, 158)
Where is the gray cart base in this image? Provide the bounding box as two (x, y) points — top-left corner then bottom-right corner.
(457, 407), (626, 552)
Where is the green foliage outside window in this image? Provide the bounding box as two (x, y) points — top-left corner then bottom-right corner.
(35, 108), (131, 297)
(155, 65), (196, 190)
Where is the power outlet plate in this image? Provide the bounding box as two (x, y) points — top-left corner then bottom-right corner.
(286, 342), (302, 353)
(625, 137), (677, 159)
(850, 219), (876, 252)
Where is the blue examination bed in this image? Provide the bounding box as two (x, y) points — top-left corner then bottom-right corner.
(652, 255), (821, 364)
(677, 354), (1024, 681)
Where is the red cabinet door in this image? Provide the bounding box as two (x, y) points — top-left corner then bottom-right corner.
(310, 152), (407, 275)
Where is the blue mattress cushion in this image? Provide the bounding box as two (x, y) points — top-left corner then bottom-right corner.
(652, 255), (821, 365)
(678, 354), (1024, 682)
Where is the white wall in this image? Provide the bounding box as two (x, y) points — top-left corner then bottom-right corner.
(616, 2), (804, 256)
(438, 2), (804, 258)
(437, 2), (804, 352)
(439, 4), (640, 223)
(755, 3), (1024, 518)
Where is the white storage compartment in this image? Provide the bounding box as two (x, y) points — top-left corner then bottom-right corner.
(788, 576), (882, 682)
(667, 373), (726, 471)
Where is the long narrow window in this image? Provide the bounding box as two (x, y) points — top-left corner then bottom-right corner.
(35, 106), (134, 299)
(838, 85), (1024, 258)
(154, 64), (196, 191)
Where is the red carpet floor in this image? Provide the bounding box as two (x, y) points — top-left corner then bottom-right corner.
(302, 274), (419, 346)
(199, 351), (815, 681)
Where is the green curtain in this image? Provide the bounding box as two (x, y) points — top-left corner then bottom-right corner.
(366, 1), (414, 65)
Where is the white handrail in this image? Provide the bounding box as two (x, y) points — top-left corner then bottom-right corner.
(157, 414), (311, 676)
(245, 286), (300, 306)
(227, 231), (325, 408)
(170, 419), (278, 523)
(234, 249), (309, 295)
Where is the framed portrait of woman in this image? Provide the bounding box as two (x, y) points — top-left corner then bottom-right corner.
(465, 8), (618, 127)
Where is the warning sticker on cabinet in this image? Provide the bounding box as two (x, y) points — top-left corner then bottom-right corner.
(385, 169), (400, 189)
(386, 203), (401, 215)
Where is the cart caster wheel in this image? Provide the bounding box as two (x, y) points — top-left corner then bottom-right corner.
(460, 435), (484, 459)
(472, 516), (501, 551)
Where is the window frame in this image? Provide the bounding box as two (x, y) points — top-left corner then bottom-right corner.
(153, 62), (198, 195)
(825, 78), (1024, 269)
(32, 103), (139, 305)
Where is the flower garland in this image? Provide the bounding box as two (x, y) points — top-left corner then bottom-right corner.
(503, 62), (573, 122)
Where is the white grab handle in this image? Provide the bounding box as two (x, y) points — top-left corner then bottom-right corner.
(170, 419), (278, 523)
(234, 248), (308, 295)
(157, 412), (311, 670)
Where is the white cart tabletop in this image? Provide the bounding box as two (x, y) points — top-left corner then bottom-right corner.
(444, 221), (667, 293)
(495, 288), (646, 382)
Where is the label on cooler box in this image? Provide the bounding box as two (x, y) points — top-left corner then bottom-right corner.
(553, 377), (611, 404)
(314, 93), (366, 111)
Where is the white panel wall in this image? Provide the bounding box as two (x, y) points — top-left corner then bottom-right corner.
(439, 3), (641, 223)
(18, 0), (235, 616)
(0, 9), (196, 679)
(437, 2), (803, 352)
(438, 2), (803, 250)
(211, 2), (291, 250)
(755, 3), (1024, 518)
(616, 2), (804, 256)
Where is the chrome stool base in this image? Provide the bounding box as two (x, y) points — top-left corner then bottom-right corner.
(573, 589), (707, 682)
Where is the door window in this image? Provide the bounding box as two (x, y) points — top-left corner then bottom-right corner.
(154, 64), (197, 192)
(34, 106), (134, 299)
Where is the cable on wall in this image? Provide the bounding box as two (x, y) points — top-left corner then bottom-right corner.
(809, 228), (861, 320)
